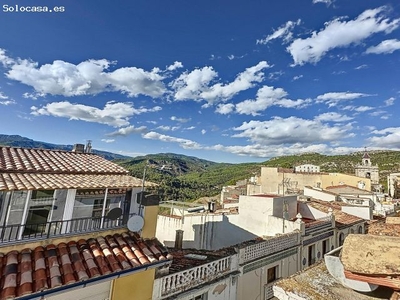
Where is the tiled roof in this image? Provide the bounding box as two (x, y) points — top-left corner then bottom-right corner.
(0, 232), (170, 300)
(0, 147), (128, 175)
(306, 200), (363, 228)
(0, 147), (155, 191)
(0, 173), (152, 191)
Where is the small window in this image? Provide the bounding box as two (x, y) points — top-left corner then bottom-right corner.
(358, 225), (363, 234)
(339, 233), (345, 246)
(267, 266), (278, 283)
(190, 293), (207, 300)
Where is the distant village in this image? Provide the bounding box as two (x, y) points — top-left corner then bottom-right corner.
(0, 144), (400, 300)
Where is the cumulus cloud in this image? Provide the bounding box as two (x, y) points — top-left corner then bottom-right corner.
(0, 49), (167, 97)
(235, 86), (311, 116)
(106, 125), (148, 137)
(385, 97), (395, 106)
(316, 92), (371, 106)
(170, 61), (270, 104)
(287, 6), (400, 65)
(257, 19), (301, 44)
(0, 99), (15, 105)
(314, 112), (353, 122)
(166, 61), (183, 71)
(368, 127), (400, 147)
(31, 101), (161, 127)
(215, 103), (235, 115)
(366, 39), (400, 54)
(156, 125), (180, 131)
(232, 116), (353, 145)
(142, 131), (202, 149)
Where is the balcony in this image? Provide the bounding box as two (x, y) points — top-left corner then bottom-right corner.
(156, 256), (233, 299)
(0, 213), (132, 244)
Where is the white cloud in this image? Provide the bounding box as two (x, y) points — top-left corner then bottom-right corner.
(106, 125), (148, 137)
(368, 127), (400, 147)
(316, 92), (371, 106)
(293, 75), (303, 81)
(101, 139), (115, 143)
(171, 61), (270, 104)
(314, 112), (353, 122)
(0, 50), (167, 97)
(257, 20), (301, 44)
(366, 39), (400, 54)
(235, 86), (311, 116)
(201, 129), (206, 135)
(166, 61), (183, 71)
(385, 97), (395, 106)
(171, 116), (190, 123)
(156, 125), (180, 131)
(232, 116), (353, 145)
(355, 64), (368, 70)
(215, 103), (235, 115)
(287, 6), (400, 65)
(0, 48), (15, 67)
(312, 0), (334, 5)
(142, 131), (202, 149)
(0, 92), (8, 99)
(0, 100), (15, 105)
(31, 101), (160, 127)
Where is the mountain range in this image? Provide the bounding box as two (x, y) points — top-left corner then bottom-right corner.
(2, 134), (400, 201)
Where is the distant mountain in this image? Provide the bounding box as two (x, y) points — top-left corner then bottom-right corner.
(2, 134), (400, 201)
(0, 134), (130, 160)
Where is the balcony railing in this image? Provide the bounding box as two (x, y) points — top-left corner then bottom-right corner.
(158, 256), (232, 298)
(0, 214), (132, 243)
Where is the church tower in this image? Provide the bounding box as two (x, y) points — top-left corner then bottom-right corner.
(355, 148), (380, 190)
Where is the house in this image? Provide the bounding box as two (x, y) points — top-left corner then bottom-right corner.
(0, 145), (170, 300)
(273, 217), (400, 300)
(152, 247), (238, 300)
(294, 164), (320, 173)
(256, 167), (371, 196)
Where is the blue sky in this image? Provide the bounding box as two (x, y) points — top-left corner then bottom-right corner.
(0, 0), (400, 163)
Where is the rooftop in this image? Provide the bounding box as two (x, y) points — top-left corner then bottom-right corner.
(274, 261), (394, 300)
(305, 200), (364, 228)
(0, 146), (155, 190)
(0, 232), (170, 300)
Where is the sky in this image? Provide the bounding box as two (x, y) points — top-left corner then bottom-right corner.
(0, 0), (400, 163)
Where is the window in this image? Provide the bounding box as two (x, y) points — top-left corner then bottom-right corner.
(322, 239), (329, 256)
(339, 233), (345, 246)
(267, 266), (278, 283)
(308, 245), (315, 266)
(190, 293), (207, 300)
(358, 225), (363, 234)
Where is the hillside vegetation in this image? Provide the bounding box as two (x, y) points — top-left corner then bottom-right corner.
(2, 134), (400, 201)
(117, 151), (400, 201)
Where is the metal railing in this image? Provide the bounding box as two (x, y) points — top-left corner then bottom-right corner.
(0, 214), (131, 243)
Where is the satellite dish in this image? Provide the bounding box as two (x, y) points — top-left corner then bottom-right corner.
(127, 215), (144, 232)
(107, 207), (123, 220)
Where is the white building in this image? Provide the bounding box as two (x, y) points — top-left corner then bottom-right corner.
(295, 164), (320, 173)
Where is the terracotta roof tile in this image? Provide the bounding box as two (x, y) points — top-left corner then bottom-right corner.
(0, 146), (158, 191)
(0, 233), (169, 300)
(306, 200), (363, 228)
